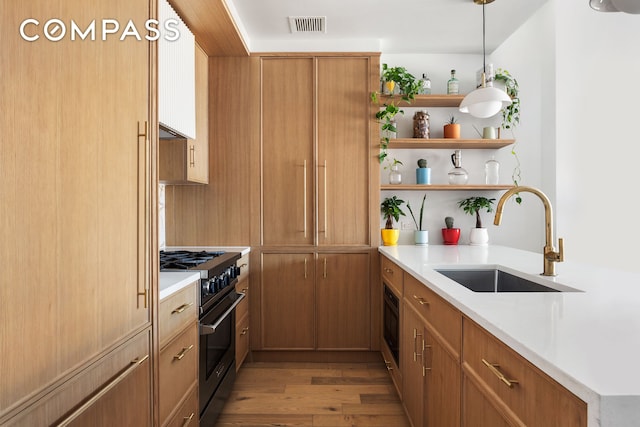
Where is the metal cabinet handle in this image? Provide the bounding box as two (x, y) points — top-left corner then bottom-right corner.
(200, 293), (246, 335)
(304, 258), (308, 279)
(383, 359), (393, 371)
(171, 302), (193, 314)
(303, 160), (307, 237)
(323, 258), (327, 279)
(383, 267), (394, 274)
(240, 327), (249, 335)
(413, 294), (429, 306)
(174, 344), (194, 361)
(182, 412), (195, 426)
(482, 358), (519, 388)
(189, 145), (195, 167)
(136, 121), (149, 310)
(55, 355), (149, 426)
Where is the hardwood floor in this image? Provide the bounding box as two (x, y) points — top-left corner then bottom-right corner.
(215, 362), (411, 427)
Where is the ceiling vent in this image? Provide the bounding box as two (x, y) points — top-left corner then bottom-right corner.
(288, 16), (326, 33)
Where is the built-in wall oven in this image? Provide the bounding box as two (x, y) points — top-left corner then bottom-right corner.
(383, 283), (400, 365)
(160, 250), (244, 426)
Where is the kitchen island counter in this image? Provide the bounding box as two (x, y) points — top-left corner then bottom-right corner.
(379, 244), (640, 427)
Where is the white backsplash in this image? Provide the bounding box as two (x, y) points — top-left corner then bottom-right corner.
(159, 184), (166, 250)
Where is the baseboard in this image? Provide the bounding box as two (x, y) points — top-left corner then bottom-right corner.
(249, 350), (383, 364)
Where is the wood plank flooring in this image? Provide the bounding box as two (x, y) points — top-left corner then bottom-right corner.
(215, 362), (411, 427)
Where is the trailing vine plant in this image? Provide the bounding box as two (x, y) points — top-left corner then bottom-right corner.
(371, 64), (422, 163)
(494, 68), (522, 203)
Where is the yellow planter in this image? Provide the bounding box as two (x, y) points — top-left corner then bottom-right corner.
(381, 229), (400, 246)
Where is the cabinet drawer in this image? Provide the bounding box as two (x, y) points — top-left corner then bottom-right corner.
(164, 384), (198, 427)
(235, 281), (249, 322)
(236, 312), (250, 371)
(381, 256), (403, 295)
(159, 282), (198, 347)
(381, 334), (402, 399)
(404, 273), (461, 357)
(463, 317), (587, 427)
(237, 253), (249, 284)
(159, 324), (198, 425)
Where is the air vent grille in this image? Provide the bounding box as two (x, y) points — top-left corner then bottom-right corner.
(288, 16), (326, 33)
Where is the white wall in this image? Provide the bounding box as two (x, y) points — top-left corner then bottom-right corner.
(553, 0), (640, 272)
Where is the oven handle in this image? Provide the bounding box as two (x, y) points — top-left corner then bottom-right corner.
(199, 292), (246, 336)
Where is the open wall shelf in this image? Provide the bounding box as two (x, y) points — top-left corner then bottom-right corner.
(380, 184), (515, 191)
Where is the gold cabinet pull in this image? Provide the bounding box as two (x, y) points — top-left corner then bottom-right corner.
(174, 344), (194, 361)
(303, 160), (307, 238)
(321, 160), (328, 238)
(323, 258), (327, 279)
(239, 263), (248, 268)
(413, 294), (429, 306)
(304, 258), (308, 279)
(55, 355), (149, 426)
(413, 329), (423, 362)
(136, 121), (149, 310)
(171, 302), (193, 314)
(482, 358), (519, 388)
(383, 267), (394, 274)
(189, 145), (195, 167)
(241, 287), (249, 294)
(383, 359), (393, 371)
(423, 344), (432, 376)
(240, 327), (249, 335)
(182, 412), (195, 426)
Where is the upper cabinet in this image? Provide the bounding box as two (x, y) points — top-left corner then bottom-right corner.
(160, 44), (209, 184)
(159, 0), (196, 139)
(261, 56), (371, 247)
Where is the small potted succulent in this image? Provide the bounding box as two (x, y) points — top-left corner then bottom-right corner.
(407, 194), (428, 246)
(416, 158), (431, 185)
(443, 116), (460, 139)
(442, 216), (460, 245)
(381, 196), (406, 246)
(458, 196), (495, 246)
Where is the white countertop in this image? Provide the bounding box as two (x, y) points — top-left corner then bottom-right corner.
(159, 271), (201, 300)
(379, 244), (640, 427)
(163, 246), (251, 256)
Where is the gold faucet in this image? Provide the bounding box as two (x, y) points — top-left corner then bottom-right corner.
(493, 186), (564, 276)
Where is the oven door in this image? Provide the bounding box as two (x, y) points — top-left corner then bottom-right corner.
(383, 284), (400, 365)
(198, 289), (244, 424)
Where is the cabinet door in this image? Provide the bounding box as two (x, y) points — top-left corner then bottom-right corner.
(462, 374), (514, 427)
(261, 253), (315, 349)
(189, 43), (209, 183)
(317, 57), (370, 246)
(402, 304), (425, 427)
(262, 58), (314, 246)
(316, 253), (370, 350)
(0, 0), (152, 418)
(425, 329), (460, 427)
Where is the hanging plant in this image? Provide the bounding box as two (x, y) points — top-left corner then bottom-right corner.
(372, 64), (421, 163)
(495, 68), (522, 203)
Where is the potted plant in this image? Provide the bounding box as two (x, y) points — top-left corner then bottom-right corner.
(384, 158), (403, 185)
(381, 196), (405, 246)
(407, 194), (428, 246)
(442, 216), (460, 245)
(458, 196), (495, 246)
(416, 158), (431, 184)
(443, 116), (460, 139)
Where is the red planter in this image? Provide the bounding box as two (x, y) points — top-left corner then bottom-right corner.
(442, 228), (461, 245)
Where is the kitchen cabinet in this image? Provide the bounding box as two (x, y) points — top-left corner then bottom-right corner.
(159, 280), (198, 426)
(235, 253), (251, 370)
(401, 272), (461, 427)
(261, 252), (370, 350)
(262, 56), (370, 246)
(0, 0), (154, 424)
(159, 43), (209, 184)
(462, 317), (587, 427)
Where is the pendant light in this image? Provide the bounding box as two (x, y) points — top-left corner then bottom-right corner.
(459, 0), (512, 119)
(590, 0), (640, 14)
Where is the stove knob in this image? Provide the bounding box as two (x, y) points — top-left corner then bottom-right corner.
(201, 281), (210, 295)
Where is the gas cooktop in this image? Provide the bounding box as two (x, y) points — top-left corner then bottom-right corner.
(159, 250), (241, 279)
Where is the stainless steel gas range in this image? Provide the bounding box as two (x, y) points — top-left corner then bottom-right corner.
(159, 249), (244, 426)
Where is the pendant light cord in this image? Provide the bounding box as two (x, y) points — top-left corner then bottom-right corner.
(482, 1), (486, 74)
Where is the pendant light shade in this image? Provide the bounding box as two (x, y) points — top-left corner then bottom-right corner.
(459, 0), (512, 118)
(590, 0), (640, 13)
(459, 85), (512, 118)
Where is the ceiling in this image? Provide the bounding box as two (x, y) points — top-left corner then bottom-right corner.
(227, 0), (549, 54)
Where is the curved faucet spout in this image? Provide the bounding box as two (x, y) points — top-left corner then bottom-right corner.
(493, 186), (564, 276)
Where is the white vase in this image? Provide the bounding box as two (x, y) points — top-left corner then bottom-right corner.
(414, 230), (429, 246)
(469, 228), (489, 246)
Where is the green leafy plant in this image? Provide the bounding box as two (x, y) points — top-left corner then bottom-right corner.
(445, 115), (458, 125)
(372, 64), (421, 163)
(381, 196), (406, 229)
(383, 158), (403, 170)
(458, 196), (495, 228)
(494, 68), (522, 203)
(444, 216), (455, 229)
(407, 194), (427, 231)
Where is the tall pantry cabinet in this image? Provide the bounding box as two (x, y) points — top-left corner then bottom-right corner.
(258, 55), (380, 353)
(1, 0), (155, 425)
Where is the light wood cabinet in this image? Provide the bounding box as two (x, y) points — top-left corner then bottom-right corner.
(160, 43), (209, 184)
(462, 317), (587, 427)
(235, 253), (250, 370)
(159, 282), (198, 426)
(0, 0), (154, 424)
(261, 252), (370, 350)
(261, 56), (371, 247)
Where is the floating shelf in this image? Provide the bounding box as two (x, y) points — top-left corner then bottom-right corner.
(380, 184), (515, 191)
(387, 139), (514, 149)
(377, 94), (465, 108)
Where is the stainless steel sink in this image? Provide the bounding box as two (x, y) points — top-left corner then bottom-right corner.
(435, 268), (580, 293)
